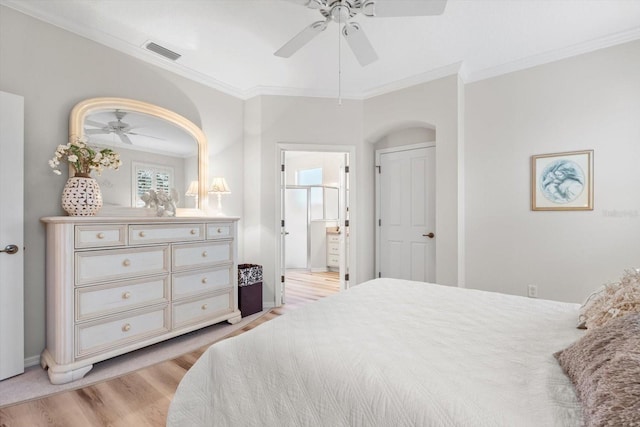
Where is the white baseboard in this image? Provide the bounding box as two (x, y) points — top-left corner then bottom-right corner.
(263, 301), (275, 309)
(24, 354), (41, 368)
(310, 268), (328, 273)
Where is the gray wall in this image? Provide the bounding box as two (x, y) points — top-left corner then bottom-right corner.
(464, 40), (640, 303)
(0, 6), (244, 362)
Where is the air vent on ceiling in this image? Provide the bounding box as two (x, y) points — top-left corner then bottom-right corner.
(145, 42), (181, 61)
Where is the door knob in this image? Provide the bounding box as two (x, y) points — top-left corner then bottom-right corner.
(422, 233), (435, 239)
(0, 244), (19, 254)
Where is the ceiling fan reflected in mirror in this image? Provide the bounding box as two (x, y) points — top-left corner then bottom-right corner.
(275, 0), (447, 66)
(84, 110), (163, 145)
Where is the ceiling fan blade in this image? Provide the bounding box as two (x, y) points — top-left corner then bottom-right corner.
(85, 119), (107, 128)
(361, 0), (447, 17)
(118, 133), (133, 145)
(275, 20), (328, 58)
(281, 0), (325, 9)
(85, 129), (110, 135)
(128, 131), (165, 140)
(342, 22), (378, 66)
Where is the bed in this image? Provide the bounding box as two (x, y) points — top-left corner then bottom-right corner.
(167, 278), (595, 426)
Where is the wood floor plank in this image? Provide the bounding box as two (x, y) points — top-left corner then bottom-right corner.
(0, 271), (339, 427)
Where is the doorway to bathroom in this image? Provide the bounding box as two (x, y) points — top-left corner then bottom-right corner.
(277, 145), (354, 307)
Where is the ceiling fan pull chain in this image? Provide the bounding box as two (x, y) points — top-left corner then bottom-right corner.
(337, 4), (342, 105)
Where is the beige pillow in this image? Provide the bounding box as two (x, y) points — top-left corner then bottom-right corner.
(555, 312), (640, 427)
(578, 269), (640, 329)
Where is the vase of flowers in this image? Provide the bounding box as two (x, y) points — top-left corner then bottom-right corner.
(50, 136), (122, 216)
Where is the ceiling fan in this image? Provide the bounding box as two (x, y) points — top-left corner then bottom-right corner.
(275, 0), (448, 66)
(84, 110), (162, 145)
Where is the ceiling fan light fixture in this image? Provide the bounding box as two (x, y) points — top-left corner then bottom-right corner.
(361, 1), (376, 17)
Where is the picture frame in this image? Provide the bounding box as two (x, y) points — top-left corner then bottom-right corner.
(531, 150), (593, 211)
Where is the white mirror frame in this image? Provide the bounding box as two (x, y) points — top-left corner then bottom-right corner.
(69, 97), (208, 213)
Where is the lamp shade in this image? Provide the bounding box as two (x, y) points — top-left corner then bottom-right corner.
(208, 177), (231, 194)
(185, 181), (199, 196)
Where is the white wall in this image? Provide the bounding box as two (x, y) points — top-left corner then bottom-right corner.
(465, 40), (640, 303)
(0, 6), (244, 362)
(363, 75), (462, 286)
(374, 127), (436, 151)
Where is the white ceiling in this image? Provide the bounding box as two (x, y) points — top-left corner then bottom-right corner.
(3, 0), (640, 99)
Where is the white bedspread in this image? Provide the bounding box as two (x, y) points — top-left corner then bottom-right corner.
(167, 278), (585, 426)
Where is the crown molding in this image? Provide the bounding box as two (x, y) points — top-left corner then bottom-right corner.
(362, 62), (463, 99)
(466, 26), (640, 83)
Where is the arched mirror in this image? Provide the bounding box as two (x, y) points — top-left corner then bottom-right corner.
(69, 97), (207, 215)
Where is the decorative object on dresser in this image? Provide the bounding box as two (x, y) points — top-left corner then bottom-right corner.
(531, 149), (593, 211)
(208, 177), (231, 216)
(40, 216), (241, 384)
(50, 136), (122, 216)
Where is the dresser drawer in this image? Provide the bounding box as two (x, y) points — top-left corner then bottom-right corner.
(172, 291), (232, 329)
(75, 246), (170, 285)
(327, 234), (340, 244)
(173, 266), (232, 300)
(327, 243), (340, 255)
(327, 255), (339, 266)
(206, 223), (233, 239)
(129, 223), (204, 244)
(75, 225), (126, 248)
(172, 241), (233, 271)
(75, 306), (169, 359)
(76, 275), (169, 321)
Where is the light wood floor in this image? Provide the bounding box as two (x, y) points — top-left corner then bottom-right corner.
(0, 271), (340, 427)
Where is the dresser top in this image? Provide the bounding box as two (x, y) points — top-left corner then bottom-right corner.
(41, 216), (240, 224)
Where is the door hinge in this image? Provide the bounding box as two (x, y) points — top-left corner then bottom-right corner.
(281, 275), (285, 283)
(378, 272), (381, 278)
(345, 273), (349, 281)
(378, 219), (381, 226)
(345, 220), (349, 227)
(345, 166), (349, 173)
(281, 164), (285, 172)
(281, 219), (285, 227)
(376, 165), (381, 173)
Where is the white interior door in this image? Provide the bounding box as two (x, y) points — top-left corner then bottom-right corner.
(378, 146), (435, 282)
(0, 91), (25, 380)
(284, 188), (309, 269)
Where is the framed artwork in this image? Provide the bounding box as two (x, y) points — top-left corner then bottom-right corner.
(531, 150), (593, 211)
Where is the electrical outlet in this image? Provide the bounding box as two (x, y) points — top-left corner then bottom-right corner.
(527, 285), (538, 298)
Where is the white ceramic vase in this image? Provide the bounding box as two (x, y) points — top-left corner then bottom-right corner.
(61, 174), (103, 216)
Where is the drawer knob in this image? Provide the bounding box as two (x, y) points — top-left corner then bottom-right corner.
(202, 251), (208, 258)
(201, 304), (208, 311)
(122, 291), (131, 300)
(122, 323), (131, 332)
(217, 228), (222, 234)
(97, 233), (105, 239)
(190, 229), (197, 235)
(201, 277), (208, 284)
(122, 259), (131, 267)
(138, 231), (146, 237)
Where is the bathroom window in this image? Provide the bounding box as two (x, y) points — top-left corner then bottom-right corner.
(297, 168), (322, 186)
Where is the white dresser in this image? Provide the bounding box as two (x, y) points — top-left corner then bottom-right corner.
(40, 216), (241, 384)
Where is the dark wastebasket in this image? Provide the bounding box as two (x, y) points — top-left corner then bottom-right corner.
(238, 264), (263, 317)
